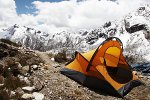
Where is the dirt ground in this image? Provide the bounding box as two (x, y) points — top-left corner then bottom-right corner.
(29, 52), (150, 100)
(0, 39), (149, 100)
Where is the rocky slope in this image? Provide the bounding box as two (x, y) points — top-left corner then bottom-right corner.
(0, 39), (45, 100)
(0, 39), (149, 100)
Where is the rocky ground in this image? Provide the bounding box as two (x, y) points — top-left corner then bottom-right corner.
(0, 39), (150, 100)
(29, 61), (150, 100)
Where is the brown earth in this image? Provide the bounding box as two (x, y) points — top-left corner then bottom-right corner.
(29, 52), (150, 100)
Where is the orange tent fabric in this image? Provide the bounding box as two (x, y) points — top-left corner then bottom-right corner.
(60, 37), (141, 97)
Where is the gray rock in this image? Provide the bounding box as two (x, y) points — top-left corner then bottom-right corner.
(18, 75), (24, 81)
(0, 75), (4, 84)
(139, 75), (144, 78)
(15, 87), (24, 95)
(24, 77), (31, 85)
(133, 71), (137, 75)
(22, 86), (35, 92)
(39, 63), (44, 66)
(0, 75), (4, 88)
(51, 58), (55, 61)
(31, 65), (38, 70)
(32, 92), (44, 100)
(10, 91), (16, 98)
(44, 80), (48, 83)
(21, 93), (33, 100)
(15, 62), (22, 69)
(21, 66), (30, 75)
(0, 83), (4, 88)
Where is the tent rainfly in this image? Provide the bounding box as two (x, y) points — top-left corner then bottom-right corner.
(60, 37), (142, 97)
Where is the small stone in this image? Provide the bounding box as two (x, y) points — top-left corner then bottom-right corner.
(0, 83), (4, 87)
(38, 65), (42, 69)
(21, 66), (30, 74)
(31, 65), (38, 70)
(15, 62), (22, 69)
(39, 63), (43, 66)
(44, 80), (48, 83)
(0, 75), (4, 88)
(43, 64), (48, 70)
(21, 93), (33, 100)
(133, 71), (137, 75)
(59, 97), (62, 100)
(10, 91), (16, 98)
(24, 77), (28, 81)
(22, 86), (35, 92)
(18, 75), (24, 81)
(51, 58), (55, 61)
(147, 76), (150, 79)
(24, 77), (31, 85)
(74, 89), (82, 95)
(24, 73), (30, 77)
(32, 92), (44, 100)
(0, 75), (4, 84)
(15, 87), (24, 95)
(40, 68), (44, 71)
(139, 75), (144, 78)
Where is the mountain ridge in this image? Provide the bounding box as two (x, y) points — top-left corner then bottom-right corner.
(0, 5), (150, 63)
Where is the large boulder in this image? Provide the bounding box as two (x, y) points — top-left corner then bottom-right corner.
(54, 52), (67, 63)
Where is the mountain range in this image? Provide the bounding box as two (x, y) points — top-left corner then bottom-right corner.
(0, 5), (150, 63)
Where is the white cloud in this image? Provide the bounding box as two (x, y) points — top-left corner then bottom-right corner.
(31, 0), (150, 32)
(0, 0), (17, 28)
(0, 0), (149, 33)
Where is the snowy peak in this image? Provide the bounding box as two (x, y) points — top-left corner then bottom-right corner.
(0, 6), (150, 63)
(0, 24), (53, 51)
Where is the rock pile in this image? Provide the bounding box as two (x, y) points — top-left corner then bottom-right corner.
(0, 39), (45, 100)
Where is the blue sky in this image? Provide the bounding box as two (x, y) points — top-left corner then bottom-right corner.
(15, 0), (64, 14)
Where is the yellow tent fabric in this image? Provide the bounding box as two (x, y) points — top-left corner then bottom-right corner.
(60, 37), (141, 97)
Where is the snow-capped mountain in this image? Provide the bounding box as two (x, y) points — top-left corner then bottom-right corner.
(0, 5), (150, 63)
(0, 24), (87, 52)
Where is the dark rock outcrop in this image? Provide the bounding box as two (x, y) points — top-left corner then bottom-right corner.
(0, 39), (45, 99)
(132, 63), (150, 75)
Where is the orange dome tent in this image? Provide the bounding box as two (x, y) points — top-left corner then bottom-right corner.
(60, 37), (141, 97)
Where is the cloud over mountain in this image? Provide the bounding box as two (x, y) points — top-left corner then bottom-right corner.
(0, 0), (149, 33)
